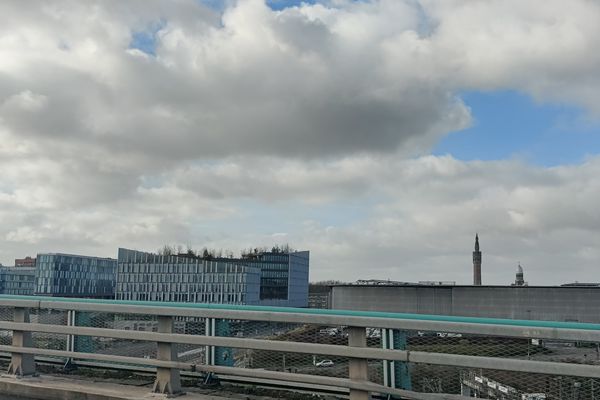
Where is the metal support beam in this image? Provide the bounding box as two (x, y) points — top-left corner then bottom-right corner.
(7, 307), (35, 377)
(348, 326), (369, 400)
(153, 316), (183, 397)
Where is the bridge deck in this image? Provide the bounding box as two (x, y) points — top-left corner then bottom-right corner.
(0, 374), (275, 400)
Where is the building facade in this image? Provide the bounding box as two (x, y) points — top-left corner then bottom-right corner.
(34, 253), (116, 298)
(237, 251), (309, 307)
(15, 256), (36, 268)
(0, 267), (35, 295)
(116, 248), (261, 304)
(331, 284), (600, 323)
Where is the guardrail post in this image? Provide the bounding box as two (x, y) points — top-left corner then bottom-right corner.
(205, 317), (215, 366)
(7, 307), (36, 377)
(153, 316), (182, 397)
(348, 326), (370, 400)
(383, 329), (411, 392)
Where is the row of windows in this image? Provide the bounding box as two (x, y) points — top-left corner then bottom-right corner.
(117, 291), (251, 304)
(37, 264), (115, 272)
(35, 285), (113, 295)
(2, 289), (33, 295)
(35, 270), (114, 280)
(116, 272), (255, 284)
(0, 275), (35, 282)
(116, 283), (251, 293)
(119, 262), (254, 274)
(36, 277), (113, 287)
(3, 282), (33, 288)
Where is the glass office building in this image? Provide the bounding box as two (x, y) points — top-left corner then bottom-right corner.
(116, 248), (261, 304)
(0, 267), (35, 295)
(34, 253), (117, 298)
(239, 251), (310, 308)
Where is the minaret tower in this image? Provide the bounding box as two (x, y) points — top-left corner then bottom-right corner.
(473, 234), (482, 286)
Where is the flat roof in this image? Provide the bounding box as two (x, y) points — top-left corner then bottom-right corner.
(330, 284), (600, 289)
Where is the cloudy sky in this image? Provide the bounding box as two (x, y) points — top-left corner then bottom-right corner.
(1, 0), (600, 285)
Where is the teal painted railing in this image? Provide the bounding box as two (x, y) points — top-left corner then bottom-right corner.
(2, 294), (600, 331)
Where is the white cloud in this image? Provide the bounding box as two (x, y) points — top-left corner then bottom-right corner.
(2, 152), (600, 285)
(0, 1), (599, 285)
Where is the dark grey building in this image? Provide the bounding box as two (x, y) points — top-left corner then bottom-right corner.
(236, 251), (310, 307)
(331, 284), (600, 323)
(116, 248), (261, 304)
(34, 253), (116, 298)
(0, 266), (35, 295)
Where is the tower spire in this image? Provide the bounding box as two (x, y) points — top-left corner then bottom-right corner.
(473, 234), (482, 286)
(514, 262), (525, 286)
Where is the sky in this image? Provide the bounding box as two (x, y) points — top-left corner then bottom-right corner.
(1, 0), (600, 285)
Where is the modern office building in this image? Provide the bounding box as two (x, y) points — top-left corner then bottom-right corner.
(0, 266), (35, 295)
(236, 251), (309, 307)
(34, 253), (116, 298)
(116, 248), (262, 304)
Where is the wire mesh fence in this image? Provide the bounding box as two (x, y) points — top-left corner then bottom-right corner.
(379, 328), (599, 398)
(30, 308), (67, 356)
(74, 312), (158, 361)
(0, 307), (12, 347)
(230, 321), (350, 378)
(1, 301), (599, 399)
(458, 368), (599, 399)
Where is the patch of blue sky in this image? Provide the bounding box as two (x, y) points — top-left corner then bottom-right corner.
(196, 0), (228, 12)
(129, 20), (166, 56)
(433, 90), (600, 166)
(195, 0), (318, 12)
(139, 175), (164, 190)
(266, 0), (318, 10)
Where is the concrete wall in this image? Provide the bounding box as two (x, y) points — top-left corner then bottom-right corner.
(330, 285), (600, 323)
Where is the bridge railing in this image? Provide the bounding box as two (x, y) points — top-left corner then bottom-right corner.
(1, 295), (600, 400)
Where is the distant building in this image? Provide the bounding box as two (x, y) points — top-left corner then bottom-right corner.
(512, 263), (527, 286)
(237, 251), (309, 307)
(309, 283), (332, 309)
(353, 279), (455, 286)
(561, 282), (600, 287)
(0, 266), (35, 295)
(15, 256), (36, 268)
(473, 234), (482, 286)
(34, 253), (116, 298)
(116, 248), (309, 307)
(418, 281), (456, 286)
(355, 279), (414, 286)
(116, 248), (261, 304)
(331, 284), (600, 323)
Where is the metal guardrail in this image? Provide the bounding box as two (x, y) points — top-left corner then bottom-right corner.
(1, 295), (600, 399)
